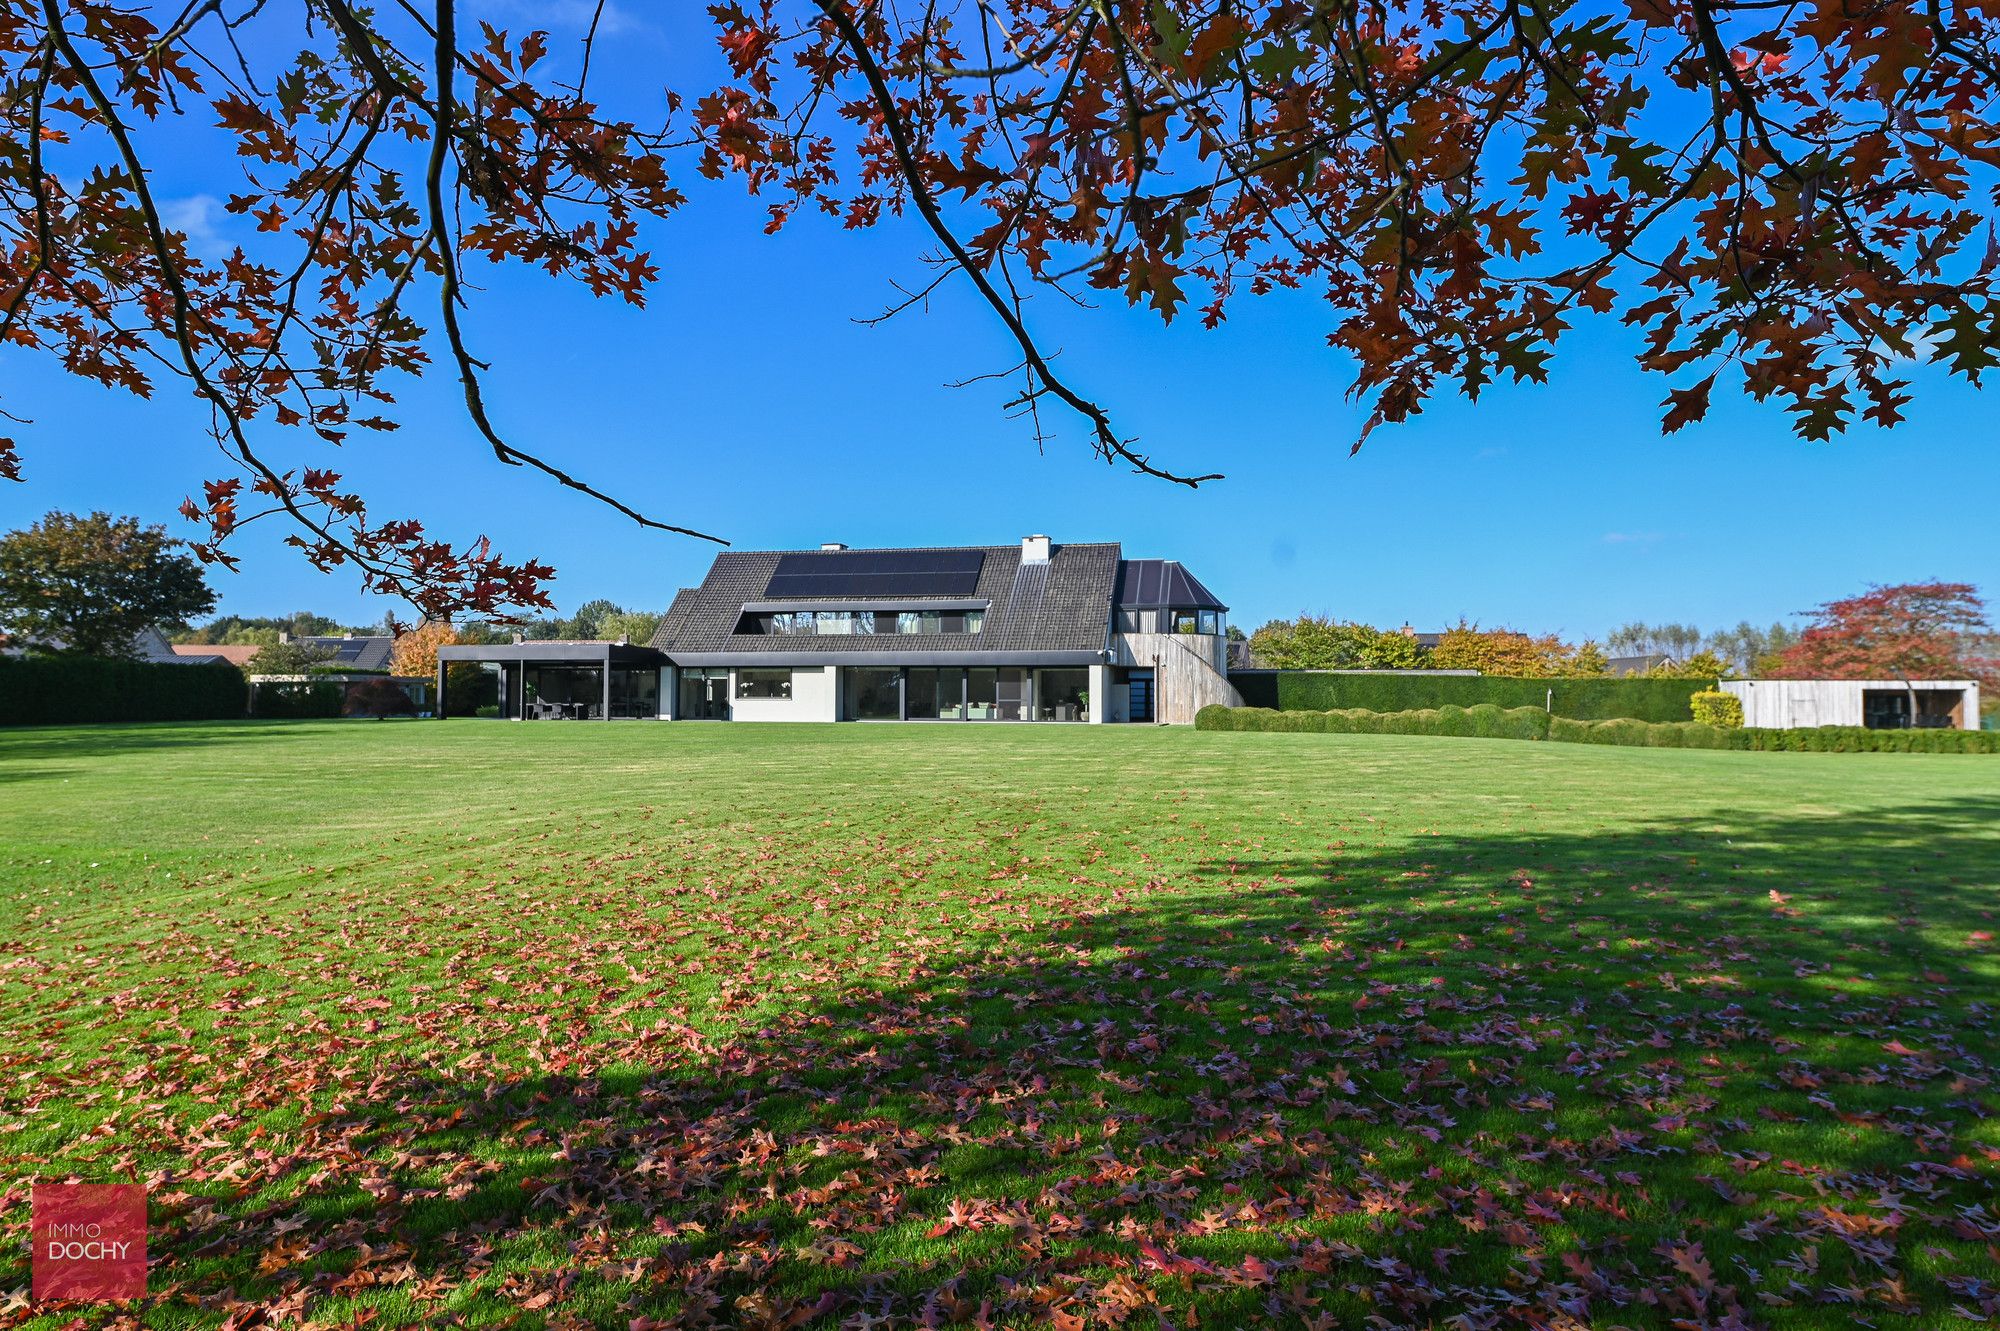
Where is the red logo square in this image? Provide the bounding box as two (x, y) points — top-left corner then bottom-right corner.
(31, 1184), (147, 1302)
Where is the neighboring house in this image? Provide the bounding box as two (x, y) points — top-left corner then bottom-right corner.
(4, 624), (199, 663)
(438, 536), (1239, 724)
(173, 634), (395, 671)
(283, 633), (397, 671)
(1607, 653), (1676, 676)
(170, 642), (263, 668)
(1396, 624), (1446, 651)
(1722, 679), (1982, 730)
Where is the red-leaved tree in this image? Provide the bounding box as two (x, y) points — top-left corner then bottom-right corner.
(1768, 582), (1998, 718)
(3, 3), (1997, 615)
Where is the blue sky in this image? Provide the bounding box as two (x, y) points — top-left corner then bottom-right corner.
(1, 5), (1994, 639)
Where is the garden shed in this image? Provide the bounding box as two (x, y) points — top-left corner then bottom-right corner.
(1720, 679), (1981, 730)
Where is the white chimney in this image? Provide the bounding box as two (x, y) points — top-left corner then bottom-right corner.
(821, 542), (847, 551)
(1022, 534), (1051, 564)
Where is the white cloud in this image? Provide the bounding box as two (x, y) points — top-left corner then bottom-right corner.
(160, 194), (226, 249)
(477, 0), (652, 39)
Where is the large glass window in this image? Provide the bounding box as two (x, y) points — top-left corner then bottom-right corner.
(848, 668), (901, 720)
(679, 668), (730, 719)
(736, 609), (983, 636)
(735, 669), (794, 699)
(996, 668), (1031, 721)
(1038, 669), (1088, 721)
(906, 667), (964, 720)
(610, 668), (660, 718)
(523, 666), (603, 718)
(966, 668), (997, 720)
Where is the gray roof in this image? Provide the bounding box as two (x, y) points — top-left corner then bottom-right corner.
(652, 542), (1122, 665)
(1607, 653), (1674, 677)
(1115, 559), (1227, 611)
(438, 641), (666, 666)
(294, 635), (396, 671)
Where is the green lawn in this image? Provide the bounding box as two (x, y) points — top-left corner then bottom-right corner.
(3, 721), (1998, 1329)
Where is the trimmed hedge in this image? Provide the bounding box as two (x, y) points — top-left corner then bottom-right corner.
(1548, 716), (1738, 749)
(1198, 703), (1552, 740)
(252, 681), (344, 718)
(1728, 724), (1999, 753)
(1229, 671), (1715, 722)
(1198, 704), (2000, 753)
(0, 655), (247, 726)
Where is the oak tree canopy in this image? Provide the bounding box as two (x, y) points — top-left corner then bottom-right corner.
(3, 0), (1995, 615)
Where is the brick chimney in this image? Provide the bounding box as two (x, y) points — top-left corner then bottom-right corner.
(1022, 534), (1051, 563)
(821, 542), (847, 551)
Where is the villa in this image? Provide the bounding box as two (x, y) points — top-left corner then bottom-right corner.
(435, 536), (1242, 724)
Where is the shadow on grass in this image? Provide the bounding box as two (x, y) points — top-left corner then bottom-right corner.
(0, 719), (342, 764)
(12, 801), (2000, 1329)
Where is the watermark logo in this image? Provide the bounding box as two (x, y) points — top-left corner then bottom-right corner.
(31, 1184), (146, 1302)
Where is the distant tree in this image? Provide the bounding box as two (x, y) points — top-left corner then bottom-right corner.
(0, 511), (216, 658)
(1246, 616), (1348, 670)
(1708, 621), (1799, 676)
(1429, 622), (1573, 677)
(453, 622), (512, 647)
(175, 611), (361, 646)
(390, 622), (458, 678)
(1246, 616), (1425, 670)
(1647, 649), (1735, 680)
(1607, 622), (1706, 662)
(1768, 583), (1998, 716)
(564, 599), (623, 641)
(1566, 642), (1610, 677)
(248, 638), (337, 676)
(597, 610), (663, 646)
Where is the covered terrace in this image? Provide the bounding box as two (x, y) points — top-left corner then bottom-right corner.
(435, 641), (666, 720)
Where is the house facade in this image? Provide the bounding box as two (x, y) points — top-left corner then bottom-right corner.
(437, 537), (1240, 724)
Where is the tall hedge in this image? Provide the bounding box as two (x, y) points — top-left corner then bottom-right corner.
(1229, 671), (1716, 721)
(0, 655), (248, 726)
(1196, 704), (2000, 753)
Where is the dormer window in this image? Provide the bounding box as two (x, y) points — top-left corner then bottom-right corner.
(1168, 609), (1223, 635)
(734, 608), (986, 636)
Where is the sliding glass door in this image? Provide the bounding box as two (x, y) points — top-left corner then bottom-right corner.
(906, 668), (965, 720)
(995, 668), (1031, 721)
(847, 668), (902, 720)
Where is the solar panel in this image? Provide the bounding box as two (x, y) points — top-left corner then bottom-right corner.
(765, 550), (985, 599)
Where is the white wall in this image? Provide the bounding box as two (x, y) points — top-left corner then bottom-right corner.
(728, 666), (837, 722)
(1088, 664), (1112, 724)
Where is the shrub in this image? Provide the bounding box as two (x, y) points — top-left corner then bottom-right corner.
(0, 656), (247, 726)
(474, 704), (501, 719)
(251, 680), (343, 718)
(1689, 690), (1744, 727)
(1229, 672), (1716, 721)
